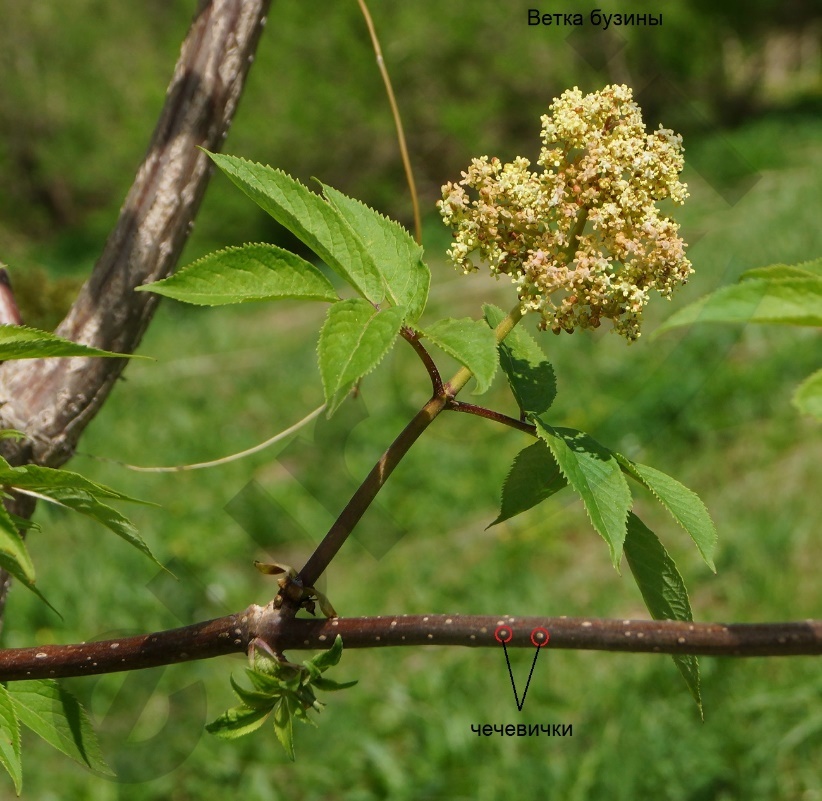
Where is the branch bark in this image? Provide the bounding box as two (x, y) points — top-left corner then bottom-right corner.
(0, 0), (272, 622)
(0, 268), (23, 326)
(1, 611), (819, 681)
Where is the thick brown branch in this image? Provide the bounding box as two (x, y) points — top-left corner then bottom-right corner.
(0, 0), (272, 469)
(0, 268), (23, 326)
(1, 612), (819, 681)
(261, 614), (822, 657)
(0, 0), (272, 624)
(0, 611), (253, 681)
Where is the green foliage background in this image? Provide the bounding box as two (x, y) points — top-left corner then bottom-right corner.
(0, 1), (820, 798)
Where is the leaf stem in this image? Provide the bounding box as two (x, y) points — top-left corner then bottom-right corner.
(401, 327), (442, 395)
(297, 393), (445, 588)
(562, 205), (590, 264)
(297, 302), (526, 589)
(446, 400), (536, 436)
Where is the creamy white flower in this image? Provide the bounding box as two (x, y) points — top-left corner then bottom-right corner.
(439, 84), (692, 340)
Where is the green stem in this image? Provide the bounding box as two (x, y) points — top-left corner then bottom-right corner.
(562, 205), (590, 264)
(443, 303), (525, 397)
(297, 301), (526, 589)
(356, 0), (422, 245)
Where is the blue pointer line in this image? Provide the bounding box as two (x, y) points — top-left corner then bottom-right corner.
(502, 639), (543, 712)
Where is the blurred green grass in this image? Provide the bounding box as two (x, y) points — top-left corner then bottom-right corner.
(2, 110), (820, 798)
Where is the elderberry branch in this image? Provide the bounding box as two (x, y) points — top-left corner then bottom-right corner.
(295, 303), (527, 593)
(1, 612), (820, 681)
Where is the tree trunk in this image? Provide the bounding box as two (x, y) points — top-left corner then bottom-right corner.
(0, 0), (273, 626)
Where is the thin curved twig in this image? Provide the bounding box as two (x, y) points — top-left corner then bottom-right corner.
(82, 403), (325, 473)
(356, 0), (422, 244)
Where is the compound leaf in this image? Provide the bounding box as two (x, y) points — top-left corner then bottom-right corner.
(317, 300), (405, 416)
(0, 325), (144, 361)
(205, 153), (384, 303)
(483, 304), (556, 416)
(624, 513), (702, 715)
(138, 244), (338, 305)
(0, 685), (22, 795)
(321, 184), (430, 322)
(533, 421), (631, 568)
(490, 439), (567, 526)
(419, 318), (498, 394)
(616, 454), (717, 572)
(9, 680), (112, 776)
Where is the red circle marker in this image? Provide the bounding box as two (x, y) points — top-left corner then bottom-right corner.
(494, 625), (514, 644)
(530, 627), (550, 647)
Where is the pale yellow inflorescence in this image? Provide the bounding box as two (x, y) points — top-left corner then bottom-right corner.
(438, 84), (693, 341)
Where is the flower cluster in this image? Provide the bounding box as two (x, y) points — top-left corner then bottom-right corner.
(438, 84), (693, 341)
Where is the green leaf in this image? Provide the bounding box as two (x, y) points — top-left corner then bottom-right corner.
(209, 642), (350, 758)
(206, 703), (273, 740)
(311, 676), (358, 692)
(293, 686), (321, 718)
(229, 675), (279, 710)
(616, 454), (717, 572)
(321, 183), (430, 322)
(740, 257), (822, 282)
(246, 670), (284, 695)
(483, 304), (556, 416)
(792, 368), (822, 420)
(7, 515), (39, 534)
(0, 460), (152, 506)
(420, 317), (498, 394)
(0, 504), (35, 585)
(741, 265), (822, 282)
(317, 299), (405, 416)
(0, 504), (56, 614)
(490, 440), (567, 526)
(655, 277), (822, 334)
(0, 462), (161, 569)
(137, 244), (338, 305)
(0, 685), (22, 795)
(0, 430), (27, 442)
(204, 152), (385, 303)
(272, 696), (296, 761)
(9, 680), (113, 775)
(305, 635), (345, 674)
(19, 487), (158, 569)
(0, 325), (146, 361)
(623, 513), (702, 715)
(248, 659), (302, 687)
(533, 421), (631, 568)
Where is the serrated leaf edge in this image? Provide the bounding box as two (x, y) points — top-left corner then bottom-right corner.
(615, 453), (717, 572)
(533, 420), (630, 569)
